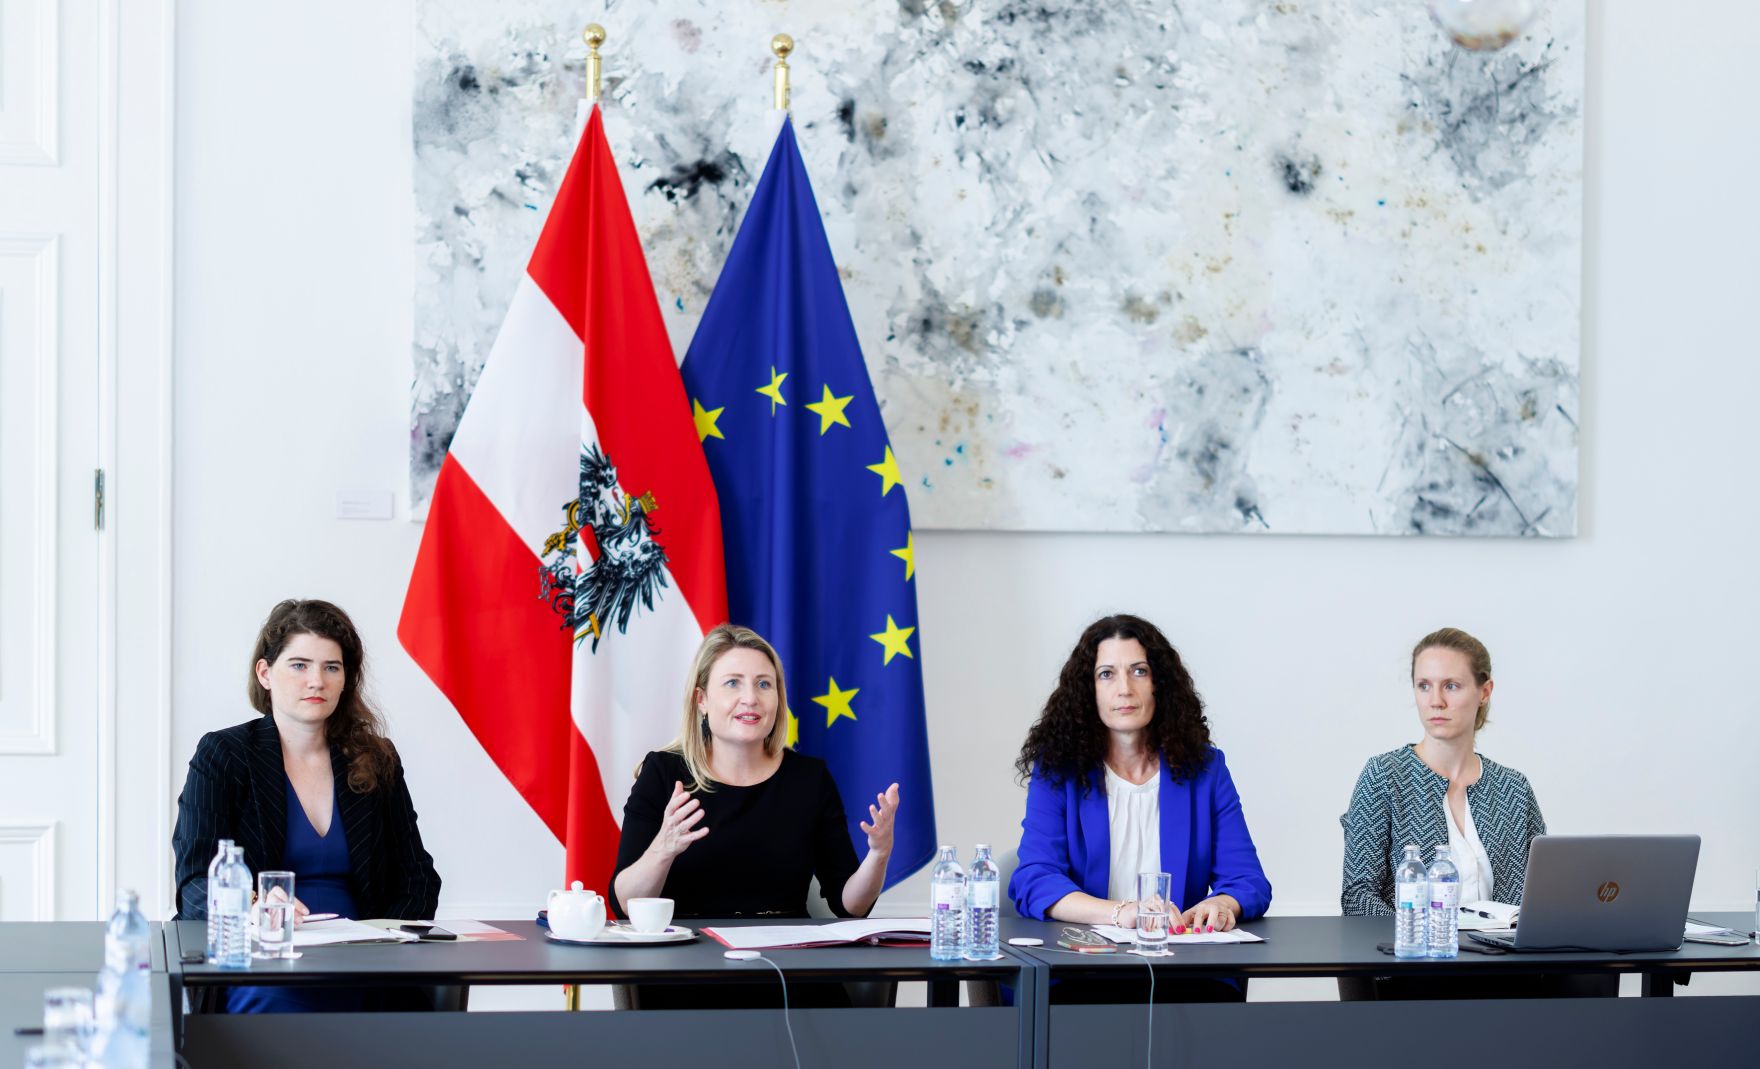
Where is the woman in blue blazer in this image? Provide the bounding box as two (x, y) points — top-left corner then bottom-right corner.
(1009, 614), (1271, 934)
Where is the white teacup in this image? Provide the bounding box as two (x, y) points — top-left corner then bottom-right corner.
(627, 897), (675, 934)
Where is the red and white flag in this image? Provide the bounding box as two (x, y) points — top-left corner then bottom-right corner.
(400, 104), (727, 895)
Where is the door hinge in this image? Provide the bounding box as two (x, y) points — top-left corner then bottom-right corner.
(94, 468), (105, 531)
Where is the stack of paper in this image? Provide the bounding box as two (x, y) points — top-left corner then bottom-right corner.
(703, 918), (932, 950)
(286, 918), (417, 947)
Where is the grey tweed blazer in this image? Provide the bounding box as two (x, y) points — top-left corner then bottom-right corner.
(1339, 744), (1544, 916)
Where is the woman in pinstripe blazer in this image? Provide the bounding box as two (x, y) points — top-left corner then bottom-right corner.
(172, 600), (440, 939)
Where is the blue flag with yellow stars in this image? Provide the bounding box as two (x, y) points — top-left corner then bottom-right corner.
(680, 118), (935, 889)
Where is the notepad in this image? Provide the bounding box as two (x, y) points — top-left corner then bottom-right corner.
(702, 918), (932, 950)
(1457, 900), (1519, 931)
(1090, 924), (1264, 945)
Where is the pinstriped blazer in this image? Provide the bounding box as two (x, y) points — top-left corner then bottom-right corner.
(172, 715), (441, 921)
(1339, 744), (1544, 916)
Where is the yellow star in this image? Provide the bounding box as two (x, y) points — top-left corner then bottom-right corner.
(812, 677), (860, 728)
(804, 384), (855, 435)
(692, 398), (725, 442)
(869, 615), (916, 666)
(890, 531), (915, 582)
(786, 707), (799, 749)
(756, 367), (789, 415)
(867, 446), (903, 496)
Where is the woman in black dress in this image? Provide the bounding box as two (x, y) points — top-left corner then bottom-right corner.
(611, 624), (900, 1007)
(613, 623), (899, 917)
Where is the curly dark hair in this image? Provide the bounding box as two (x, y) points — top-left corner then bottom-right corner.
(247, 599), (396, 794)
(1014, 614), (1212, 794)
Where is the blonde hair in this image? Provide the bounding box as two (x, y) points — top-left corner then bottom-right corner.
(667, 624), (790, 792)
(1411, 626), (1494, 730)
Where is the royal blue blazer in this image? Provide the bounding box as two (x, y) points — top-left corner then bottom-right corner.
(1008, 746), (1272, 921)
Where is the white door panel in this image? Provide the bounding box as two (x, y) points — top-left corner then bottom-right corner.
(0, 0), (99, 922)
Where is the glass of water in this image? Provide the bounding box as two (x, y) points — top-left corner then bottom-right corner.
(41, 986), (93, 1055)
(253, 870), (300, 960)
(24, 1045), (83, 1069)
(1133, 871), (1174, 957)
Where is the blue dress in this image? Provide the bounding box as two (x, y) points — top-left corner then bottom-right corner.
(226, 775), (363, 1014)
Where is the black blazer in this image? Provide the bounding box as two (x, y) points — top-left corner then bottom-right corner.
(172, 715), (441, 921)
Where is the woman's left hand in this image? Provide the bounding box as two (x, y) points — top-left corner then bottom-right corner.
(1179, 894), (1240, 933)
(860, 783), (900, 857)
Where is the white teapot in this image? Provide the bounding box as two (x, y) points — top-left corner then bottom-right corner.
(547, 881), (607, 940)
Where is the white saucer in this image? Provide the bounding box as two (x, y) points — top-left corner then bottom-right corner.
(545, 923), (696, 946)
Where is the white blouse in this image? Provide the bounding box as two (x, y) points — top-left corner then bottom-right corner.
(1447, 788), (1497, 905)
(1105, 764), (1161, 902)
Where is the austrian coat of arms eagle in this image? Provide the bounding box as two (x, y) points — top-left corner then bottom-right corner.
(538, 444), (671, 651)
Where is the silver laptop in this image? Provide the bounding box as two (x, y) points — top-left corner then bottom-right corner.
(1470, 834), (1700, 952)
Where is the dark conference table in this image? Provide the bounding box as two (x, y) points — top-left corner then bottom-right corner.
(161, 914), (1760, 1068)
(0, 923), (176, 1068)
(167, 917), (1033, 1069)
(1003, 913), (1760, 1067)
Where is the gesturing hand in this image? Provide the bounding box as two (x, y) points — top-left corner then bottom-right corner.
(860, 783), (901, 857)
(648, 781), (709, 861)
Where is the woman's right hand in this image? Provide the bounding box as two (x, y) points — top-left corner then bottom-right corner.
(646, 781), (708, 860)
(1113, 899), (1139, 929)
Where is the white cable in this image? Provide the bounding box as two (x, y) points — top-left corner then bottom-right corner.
(1140, 951), (1155, 1069)
(750, 954), (801, 1069)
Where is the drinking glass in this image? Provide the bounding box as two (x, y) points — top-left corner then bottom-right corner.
(253, 870), (300, 960)
(1133, 871), (1174, 957)
(41, 986), (93, 1055)
(23, 1045), (82, 1069)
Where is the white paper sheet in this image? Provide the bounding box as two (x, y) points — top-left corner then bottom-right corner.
(431, 920), (512, 937)
(1090, 924), (1264, 945)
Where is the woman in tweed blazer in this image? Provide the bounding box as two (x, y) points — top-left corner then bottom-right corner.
(172, 600), (440, 929)
(1340, 627), (1543, 916)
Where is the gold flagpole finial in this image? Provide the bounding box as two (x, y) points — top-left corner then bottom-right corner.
(583, 24), (606, 102)
(771, 34), (794, 111)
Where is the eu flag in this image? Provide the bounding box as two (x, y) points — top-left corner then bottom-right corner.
(680, 118), (935, 888)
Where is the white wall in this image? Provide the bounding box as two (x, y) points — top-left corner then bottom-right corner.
(171, 0), (1758, 937)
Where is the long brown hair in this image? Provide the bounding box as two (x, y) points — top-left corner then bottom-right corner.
(248, 599), (395, 793)
(1015, 614), (1213, 794)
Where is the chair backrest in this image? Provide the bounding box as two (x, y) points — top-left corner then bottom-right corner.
(995, 848), (1021, 918)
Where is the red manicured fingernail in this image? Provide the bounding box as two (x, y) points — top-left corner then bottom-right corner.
(1174, 925), (1186, 935)
(1205, 925), (1214, 933)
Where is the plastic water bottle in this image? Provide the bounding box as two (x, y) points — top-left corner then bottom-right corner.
(92, 889), (152, 1068)
(964, 844), (1002, 961)
(1394, 844), (1428, 959)
(211, 843), (252, 968)
(205, 838), (235, 962)
(929, 845), (966, 961)
(1427, 844), (1461, 959)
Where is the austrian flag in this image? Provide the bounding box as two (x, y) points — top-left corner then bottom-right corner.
(399, 104), (727, 894)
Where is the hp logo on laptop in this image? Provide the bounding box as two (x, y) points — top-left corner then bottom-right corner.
(1596, 881), (1620, 903)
